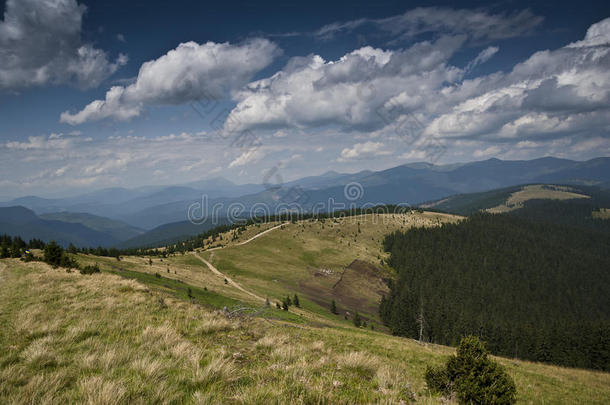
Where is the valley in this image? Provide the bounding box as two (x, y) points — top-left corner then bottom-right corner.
(2, 175), (610, 404)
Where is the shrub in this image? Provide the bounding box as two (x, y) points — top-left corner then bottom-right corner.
(60, 254), (79, 269)
(353, 311), (362, 327)
(426, 336), (517, 404)
(21, 252), (37, 262)
(425, 365), (451, 395)
(43, 241), (63, 267)
(80, 263), (100, 275)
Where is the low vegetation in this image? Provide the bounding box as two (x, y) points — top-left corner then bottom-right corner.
(201, 212), (460, 323)
(2, 201), (610, 403)
(485, 184), (590, 213)
(426, 336), (517, 404)
(1, 259), (610, 403)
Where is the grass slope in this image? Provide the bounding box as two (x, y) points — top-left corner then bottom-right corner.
(422, 184), (596, 215)
(485, 184), (589, 213)
(1, 259), (609, 404)
(199, 212), (461, 324)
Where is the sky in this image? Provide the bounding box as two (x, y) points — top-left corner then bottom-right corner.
(0, 0), (609, 198)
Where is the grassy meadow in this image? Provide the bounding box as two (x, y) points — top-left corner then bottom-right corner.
(200, 212), (461, 322)
(1, 259), (609, 404)
(1, 212), (609, 404)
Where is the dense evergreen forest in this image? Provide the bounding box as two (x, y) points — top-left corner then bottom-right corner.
(380, 199), (610, 370)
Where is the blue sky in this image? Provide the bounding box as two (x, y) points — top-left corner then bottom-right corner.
(1, 0), (609, 198)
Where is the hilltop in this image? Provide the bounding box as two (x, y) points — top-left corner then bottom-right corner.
(2, 204), (610, 403)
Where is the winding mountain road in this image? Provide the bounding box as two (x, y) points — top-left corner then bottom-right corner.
(191, 223), (285, 303)
(205, 223), (285, 251)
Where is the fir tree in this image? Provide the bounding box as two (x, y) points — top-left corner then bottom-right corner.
(330, 299), (338, 314)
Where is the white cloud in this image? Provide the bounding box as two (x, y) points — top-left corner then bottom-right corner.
(567, 18), (610, 48)
(465, 46), (499, 71)
(4, 133), (91, 150)
(226, 37), (464, 133)
(222, 17), (609, 168)
(425, 18), (610, 142)
(228, 149), (266, 168)
(338, 141), (391, 161)
(315, 7), (543, 43)
(473, 145), (503, 158)
(0, 129), (240, 195)
(0, 0), (126, 90)
(61, 38), (280, 124)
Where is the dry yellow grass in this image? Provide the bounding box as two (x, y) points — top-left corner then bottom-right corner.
(1, 258), (609, 404)
(592, 207), (610, 219)
(487, 184), (590, 213)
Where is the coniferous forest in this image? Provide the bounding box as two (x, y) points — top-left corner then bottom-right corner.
(380, 200), (610, 371)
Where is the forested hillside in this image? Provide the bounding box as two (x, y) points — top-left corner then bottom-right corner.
(380, 204), (610, 370)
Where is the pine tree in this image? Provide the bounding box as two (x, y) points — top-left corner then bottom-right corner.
(353, 311), (362, 328)
(44, 241), (63, 267)
(330, 299), (338, 314)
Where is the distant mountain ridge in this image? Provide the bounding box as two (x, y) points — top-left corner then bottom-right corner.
(39, 212), (144, 241)
(0, 207), (144, 248)
(2, 157), (609, 235)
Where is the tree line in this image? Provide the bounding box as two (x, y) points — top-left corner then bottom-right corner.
(379, 206), (610, 371)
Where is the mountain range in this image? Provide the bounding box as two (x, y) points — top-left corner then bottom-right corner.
(1, 157), (609, 248)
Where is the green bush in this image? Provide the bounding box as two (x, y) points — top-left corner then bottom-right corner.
(43, 241), (63, 267)
(80, 263), (100, 275)
(426, 336), (516, 404)
(425, 364), (450, 395)
(60, 254), (79, 269)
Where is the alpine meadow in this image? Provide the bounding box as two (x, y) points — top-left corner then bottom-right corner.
(1, 1), (610, 404)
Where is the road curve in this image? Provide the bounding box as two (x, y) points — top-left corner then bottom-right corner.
(205, 223), (286, 251)
(192, 252), (266, 303)
(191, 223), (286, 303)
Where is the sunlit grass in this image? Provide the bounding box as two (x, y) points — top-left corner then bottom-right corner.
(1, 258), (608, 404)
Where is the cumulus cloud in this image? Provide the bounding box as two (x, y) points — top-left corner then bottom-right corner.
(225, 36), (465, 133)
(315, 7), (543, 43)
(425, 17), (610, 141)
(338, 141), (391, 161)
(0, 0), (126, 90)
(224, 17), (610, 165)
(228, 149), (266, 168)
(61, 39), (280, 124)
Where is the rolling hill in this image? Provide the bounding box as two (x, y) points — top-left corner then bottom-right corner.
(2, 208), (609, 403)
(38, 212), (143, 242)
(118, 219), (230, 249)
(0, 207), (138, 247)
(420, 183), (610, 216)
